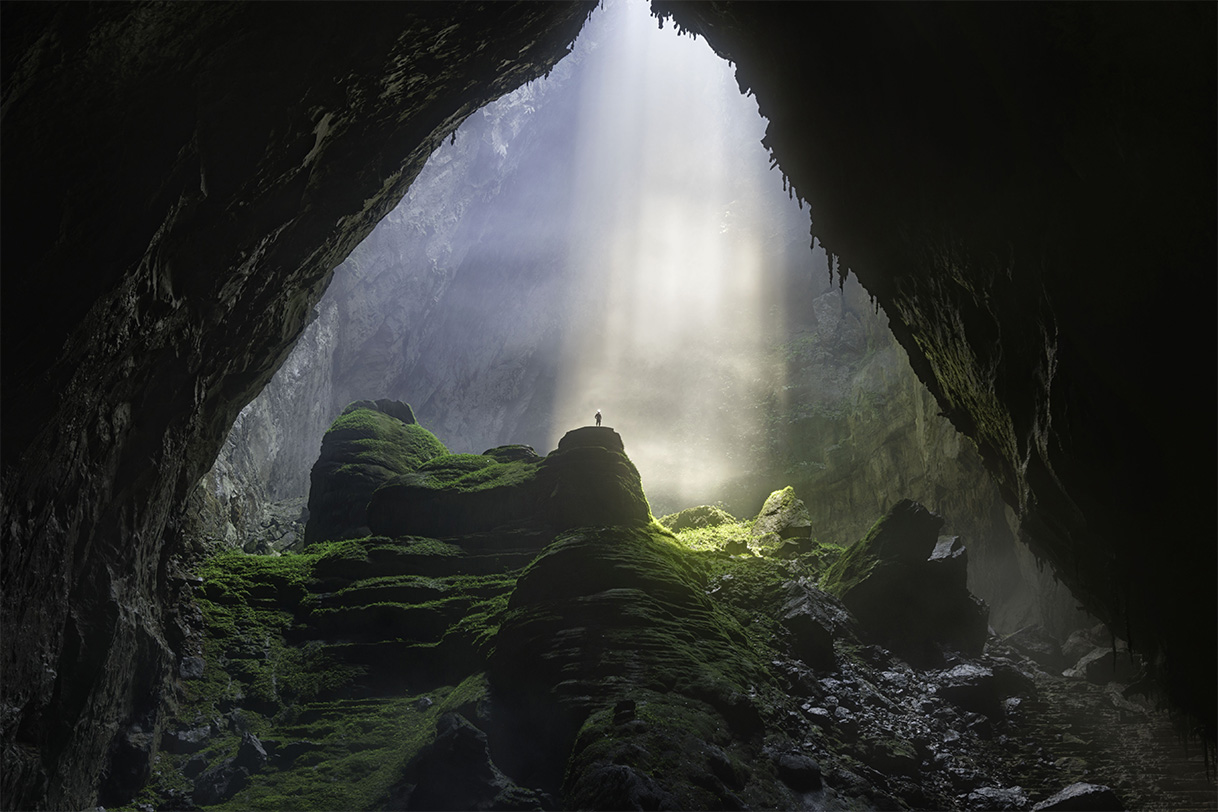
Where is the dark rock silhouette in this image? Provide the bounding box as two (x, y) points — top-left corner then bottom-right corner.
(822, 499), (989, 665)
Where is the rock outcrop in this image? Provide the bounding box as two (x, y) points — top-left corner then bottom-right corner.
(823, 499), (990, 665)
(366, 426), (651, 539)
(303, 400), (446, 546)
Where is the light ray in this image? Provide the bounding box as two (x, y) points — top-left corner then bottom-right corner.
(551, 0), (798, 513)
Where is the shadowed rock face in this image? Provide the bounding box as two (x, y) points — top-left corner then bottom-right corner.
(0, 4), (595, 808)
(1, 2), (1214, 807)
(303, 401), (447, 546)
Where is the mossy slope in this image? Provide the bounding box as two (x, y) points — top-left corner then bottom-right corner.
(490, 525), (799, 809)
(151, 530), (546, 811)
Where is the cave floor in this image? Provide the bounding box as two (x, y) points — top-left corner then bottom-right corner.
(1012, 666), (1216, 811)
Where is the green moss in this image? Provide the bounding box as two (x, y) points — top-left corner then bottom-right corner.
(667, 519), (753, 553)
(659, 504), (739, 532)
(416, 453), (497, 480)
(820, 512), (887, 598)
(156, 526), (534, 811)
(211, 692), (450, 812)
(323, 411), (447, 475)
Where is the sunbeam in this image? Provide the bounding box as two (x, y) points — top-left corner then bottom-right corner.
(551, 0), (801, 513)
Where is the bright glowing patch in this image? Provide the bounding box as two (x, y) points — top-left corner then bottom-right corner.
(549, 0), (799, 512)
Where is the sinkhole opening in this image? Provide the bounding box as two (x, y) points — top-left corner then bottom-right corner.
(193, 0), (1080, 638)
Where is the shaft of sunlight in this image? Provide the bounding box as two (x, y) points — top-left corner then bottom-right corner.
(552, 0), (792, 514)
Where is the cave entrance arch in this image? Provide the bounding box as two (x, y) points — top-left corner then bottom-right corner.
(200, 0), (1051, 637)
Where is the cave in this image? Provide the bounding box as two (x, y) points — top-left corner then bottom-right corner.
(1, 2), (1214, 810)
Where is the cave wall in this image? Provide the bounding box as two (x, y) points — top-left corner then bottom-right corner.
(656, 1), (1217, 733)
(0, 3), (594, 808)
(1, 2), (1213, 808)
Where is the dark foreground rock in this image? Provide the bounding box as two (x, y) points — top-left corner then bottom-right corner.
(380, 713), (548, 811)
(1033, 781), (1124, 811)
(822, 499), (989, 664)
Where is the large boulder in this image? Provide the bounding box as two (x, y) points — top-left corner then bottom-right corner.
(821, 499), (989, 665)
(752, 487), (813, 540)
(378, 713), (547, 811)
(303, 401), (446, 545)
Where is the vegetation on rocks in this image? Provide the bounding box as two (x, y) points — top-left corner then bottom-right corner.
(137, 413), (1203, 812)
(303, 401), (447, 546)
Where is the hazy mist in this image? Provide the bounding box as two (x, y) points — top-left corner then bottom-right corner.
(458, 0), (814, 512)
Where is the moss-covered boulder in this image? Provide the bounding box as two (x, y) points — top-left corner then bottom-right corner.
(303, 401), (447, 546)
(751, 486), (813, 541)
(822, 498), (989, 664)
(366, 427), (650, 538)
(659, 504), (739, 532)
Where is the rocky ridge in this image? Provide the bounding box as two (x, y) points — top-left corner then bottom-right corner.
(137, 408), (1213, 811)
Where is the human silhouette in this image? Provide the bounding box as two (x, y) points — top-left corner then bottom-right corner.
(595, 409), (602, 427)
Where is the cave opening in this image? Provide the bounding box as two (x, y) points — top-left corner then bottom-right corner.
(196, 0), (1048, 632)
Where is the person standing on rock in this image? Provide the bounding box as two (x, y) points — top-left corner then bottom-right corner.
(595, 409), (602, 427)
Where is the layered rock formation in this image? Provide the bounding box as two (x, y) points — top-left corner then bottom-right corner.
(303, 400), (447, 546)
(139, 415), (1203, 810)
(2, 2), (1213, 808)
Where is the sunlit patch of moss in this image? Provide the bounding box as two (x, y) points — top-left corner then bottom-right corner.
(669, 519), (754, 553)
(659, 504), (739, 532)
